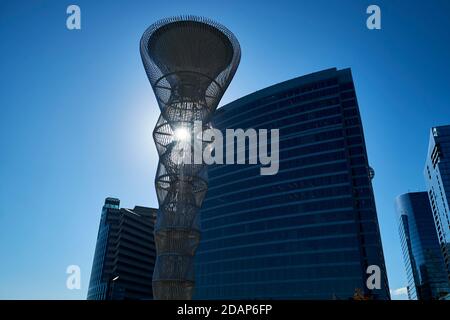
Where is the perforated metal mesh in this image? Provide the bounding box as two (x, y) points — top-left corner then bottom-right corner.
(140, 16), (240, 299)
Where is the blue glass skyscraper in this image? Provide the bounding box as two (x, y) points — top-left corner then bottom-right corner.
(424, 125), (450, 283)
(194, 68), (390, 299)
(395, 192), (450, 300)
(87, 198), (157, 300)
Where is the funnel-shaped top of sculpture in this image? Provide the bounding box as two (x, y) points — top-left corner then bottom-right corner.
(149, 20), (233, 81)
(140, 16), (241, 116)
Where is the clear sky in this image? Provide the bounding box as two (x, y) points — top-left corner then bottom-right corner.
(1, 0), (450, 300)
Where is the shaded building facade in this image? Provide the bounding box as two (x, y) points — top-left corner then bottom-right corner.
(424, 125), (450, 282)
(194, 68), (390, 299)
(87, 198), (157, 300)
(395, 192), (450, 300)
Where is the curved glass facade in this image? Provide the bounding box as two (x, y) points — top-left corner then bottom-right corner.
(424, 125), (450, 284)
(395, 192), (450, 300)
(194, 68), (390, 299)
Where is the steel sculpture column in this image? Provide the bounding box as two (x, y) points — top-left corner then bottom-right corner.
(140, 16), (240, 299)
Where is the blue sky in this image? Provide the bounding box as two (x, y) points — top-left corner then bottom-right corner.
(1, 0), (450, 299)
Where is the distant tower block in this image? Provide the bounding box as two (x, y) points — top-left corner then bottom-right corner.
(140, 16), (240, 299)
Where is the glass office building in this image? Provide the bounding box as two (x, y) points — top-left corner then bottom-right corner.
(395, 192), (450, 300)
(87, 198), (157, 300)
(194, 68), (390, 299)
(424, 125), (450, 283)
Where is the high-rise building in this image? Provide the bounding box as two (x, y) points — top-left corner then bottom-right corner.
(424, 125), (450, 282)
(194, 68), (390, 299)
(395, 192), (450, 300)
(87, 198), (157, 300)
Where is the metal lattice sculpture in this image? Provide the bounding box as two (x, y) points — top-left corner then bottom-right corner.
(140, 16), (240, 299)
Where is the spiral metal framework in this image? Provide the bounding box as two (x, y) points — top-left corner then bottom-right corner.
(140, 16), (240, 299)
